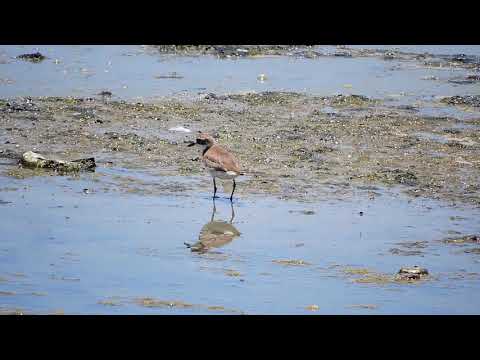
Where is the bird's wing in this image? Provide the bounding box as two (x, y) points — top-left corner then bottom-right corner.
(203, 155), (227, 172)
(203, 146), (241, 173)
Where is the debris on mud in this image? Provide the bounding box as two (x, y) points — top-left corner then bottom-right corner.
(0, 290), (16, 296)
(0, 99), (39, 112)
(371, 169), (418, 187)
(155, 72), (184, 79)
(352, 273), (392, 284)
(17, 52), (46, 62)
(0, 307), (24, 315)
(289, 209), (315, 215)
(204, 93), (228, 101)
(0, 149), (20, 159)
(135, 297), (194, 308)
(132, 297), (242, 313)
(98, 298), (123, 306)
(272, 259), (311, 266)
(342, 266), (429, 284)
(448, 74), (480, 84)
(342, 268), (392, 285)
(227, 91), (303, 106)
(441, 95), (480, 107)
(322, 94), (375, 107)
(441, 234), (479, 245)
(20, 151), (96, 172)
(348, 304), (378, 310)
(464, 248), (480, 254)
(343, 268), (371, 275)
(421, 75), (439, 81)
(49, 274), (80, 281)
(151, 45), (307, 58)
(389, 248), (424, 256)
(148, 45), (480, 72)
(224, 269), (242, 277)
(394, 241), (429, 249)
(292, 146), (335, 162)
(395, 266), (429, 281)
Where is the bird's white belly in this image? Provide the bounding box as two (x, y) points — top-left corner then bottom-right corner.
(210, 169), (238, 180)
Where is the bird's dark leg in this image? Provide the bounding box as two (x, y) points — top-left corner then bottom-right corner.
(230, 179), (236, 202)
(229, 200), (235, 223)
(213, 177), (218, 199)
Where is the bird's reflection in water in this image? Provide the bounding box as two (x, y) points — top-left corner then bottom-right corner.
(185, 200), (241, 254)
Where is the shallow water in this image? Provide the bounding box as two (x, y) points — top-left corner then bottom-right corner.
(1, 45), (479, 120)
(1, 45), (480, 314)
(0, 168), (479, 314)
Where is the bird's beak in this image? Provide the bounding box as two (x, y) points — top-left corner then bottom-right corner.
(187, 141), (196, 147)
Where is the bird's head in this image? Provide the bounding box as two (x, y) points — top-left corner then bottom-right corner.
(188, 131), (216, 148)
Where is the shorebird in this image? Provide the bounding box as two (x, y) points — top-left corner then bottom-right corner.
(188, 131), (242, 201)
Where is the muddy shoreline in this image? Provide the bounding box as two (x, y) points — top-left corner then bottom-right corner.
(149, 45), (480, 71)
(1, 91), (479, 207)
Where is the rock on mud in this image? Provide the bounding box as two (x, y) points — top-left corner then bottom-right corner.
(0, 149), (21, 160)
(155, 72), (184, 79)
(272, 259), (311, 266)
(20, 151), (96, 172)
(448, 75), (480, 84)
(135, 297), (193, 308)
(17, 52), (46, 62)
(383, 169), (418, 186)
(322, 94), (374, 107)
(97, 91), (113, 97)
(0, 99), (39, 113)
(389, 248), (424, 256)
(395, 266), (429, 281)
(441, 95), (480, 107)
(464, 248), (480, 254)
(442, 234), (479, 245)
(152, 45), (306, 58)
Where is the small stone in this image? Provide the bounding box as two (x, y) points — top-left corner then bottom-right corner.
(395, 266), (429, 281)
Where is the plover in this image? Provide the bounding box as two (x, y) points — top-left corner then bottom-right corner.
(188, 132), (243, 201)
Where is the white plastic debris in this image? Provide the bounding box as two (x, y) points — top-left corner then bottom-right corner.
(169, 126), (191, 133)
(257, 74), (267, 82)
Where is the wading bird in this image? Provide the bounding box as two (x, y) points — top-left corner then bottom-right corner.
(188, 132), (243, 201)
